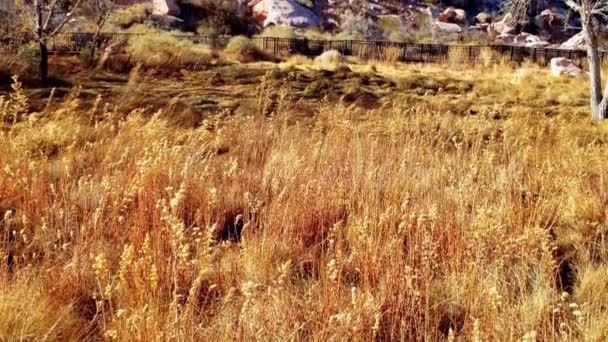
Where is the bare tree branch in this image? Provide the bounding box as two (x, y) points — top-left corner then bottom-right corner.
(565, 0), (582, 12)
(48, 0), (82, 37)
(42, 0), (59, 31)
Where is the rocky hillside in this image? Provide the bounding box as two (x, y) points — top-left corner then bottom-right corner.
(124, 0), (584, 48)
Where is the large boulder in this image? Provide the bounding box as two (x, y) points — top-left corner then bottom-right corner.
(561, 32), (586, 50)
(249, 0), (321, 28)
(152, 0), (180, 16)
(550, 57), (584, 77)
(439, 7), (466, 24)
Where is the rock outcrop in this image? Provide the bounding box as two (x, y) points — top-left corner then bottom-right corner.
(249, 0), (321, 28)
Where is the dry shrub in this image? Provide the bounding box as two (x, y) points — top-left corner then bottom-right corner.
(303, 29), (332, 40)
(0, 57), (31, 82)
(379, 45), (401, 63)
(126, 32), (214, 69)
(258, 25), (296, 39)
(0, 62), (603, 341)
(224, 36), (267, 62)
(480, 46), (500, 67)
(285, 55), (313, 67)
(447, 45), (470, 65)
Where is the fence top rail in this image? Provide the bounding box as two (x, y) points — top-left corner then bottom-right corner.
(53, 32), (608, 58)
(53, 32), (599, 54)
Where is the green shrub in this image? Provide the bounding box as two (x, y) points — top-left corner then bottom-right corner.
(111, 4), (148, 29)
(378, 15), (412, 42)
(18, 43), (40, 70)
(127, 32), (214, 69)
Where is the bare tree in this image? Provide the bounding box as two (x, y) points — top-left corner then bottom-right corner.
(511, 0), (607, 121)
(17, 0), (83, 81)
(565, 0), (608, 121)
(83, 0), (115, 63)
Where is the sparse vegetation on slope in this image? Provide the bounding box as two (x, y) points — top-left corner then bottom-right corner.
(0, 62), (606, 340)
(126, 32), (215, 69)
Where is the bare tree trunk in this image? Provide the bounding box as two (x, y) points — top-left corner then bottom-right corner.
(90, 29), (101, 64)
(35, 0), (49, 82)
(39, 40), (49, 82)
(584, 21), (604, 121)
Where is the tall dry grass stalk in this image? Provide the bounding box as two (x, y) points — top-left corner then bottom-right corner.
(0, 64), (606, 341)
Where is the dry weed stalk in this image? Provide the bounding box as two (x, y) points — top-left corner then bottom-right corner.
(0, 65), (604, 341)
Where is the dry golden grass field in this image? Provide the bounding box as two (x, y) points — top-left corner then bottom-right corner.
(1, 51), (607, 341)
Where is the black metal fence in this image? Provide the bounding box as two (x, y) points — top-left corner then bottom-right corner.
(47, 32), (598, 65)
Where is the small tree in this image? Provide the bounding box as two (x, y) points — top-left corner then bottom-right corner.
(82, 0), (115, 63)
(565, 0), (608, 121)
(17, 0), (83, 81)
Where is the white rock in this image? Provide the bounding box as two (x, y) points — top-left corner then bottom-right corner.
(434, 21), (463, 34)
(314, 50), (344, 65)
(550, 57), (584, 77)
(152, 0), (180, 16)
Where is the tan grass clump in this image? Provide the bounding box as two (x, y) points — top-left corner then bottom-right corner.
(257, 25), (296, 39)
(0, 276), (87, 341)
